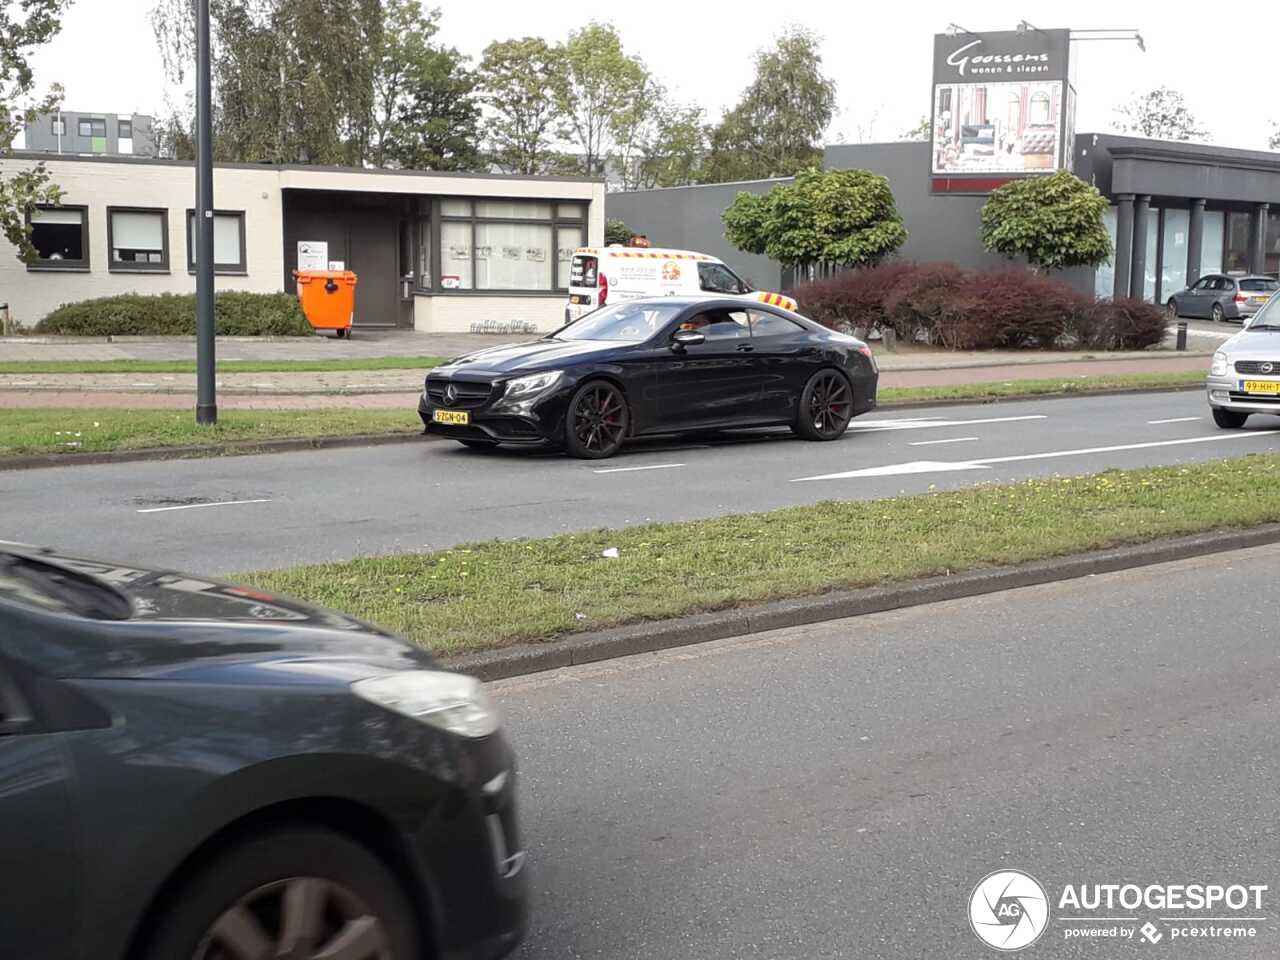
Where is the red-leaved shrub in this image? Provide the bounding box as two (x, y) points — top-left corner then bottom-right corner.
(882, 262), (970, 344)
(1074, 298), (1168, 350)
(789, 260), (919, 334)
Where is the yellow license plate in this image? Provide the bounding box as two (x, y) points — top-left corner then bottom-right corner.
(1242, 380), (1280, 394)
(432, 409), (470, 425)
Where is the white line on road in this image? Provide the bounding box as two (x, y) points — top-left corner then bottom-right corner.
(908, 436), (979, 446)
(1148, 416), (1201, 424)
(792, 430), (1280, 481)
(130, 382), (158, 388)
(593, 463), (686, 475)
(137, 498), (273, 514)
(851, 414), (1046, 433)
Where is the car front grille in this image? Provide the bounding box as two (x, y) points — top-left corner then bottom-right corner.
(1228, 392), (1280, 404)
(1234, 360), (1280, 375)
(426, 377), (494, 409)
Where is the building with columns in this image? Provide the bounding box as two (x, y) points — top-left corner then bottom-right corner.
(608, 133), (1280, 304)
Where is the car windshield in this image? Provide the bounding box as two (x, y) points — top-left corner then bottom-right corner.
(1246, 294), (1280, 329)
(554, 302), (684, 342)
(0, 552), (131, 620)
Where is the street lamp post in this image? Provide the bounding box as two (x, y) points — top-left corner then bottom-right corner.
(195, 0), (217, 424)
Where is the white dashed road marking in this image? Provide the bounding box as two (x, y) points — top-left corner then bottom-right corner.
(594, 463), (686, 475)
(850, 414), (1046, 433)
(908, 436), (980, 446)
(1148, 416), (1201, 424)
(137, 498), (273, 514)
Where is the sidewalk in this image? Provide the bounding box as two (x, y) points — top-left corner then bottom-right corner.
(0, 351), (1210, 411)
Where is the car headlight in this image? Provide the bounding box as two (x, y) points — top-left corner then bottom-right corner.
(502, 370), (564, 402)
(1211, 352), (1229, 377)
(352, 670), (500, 738)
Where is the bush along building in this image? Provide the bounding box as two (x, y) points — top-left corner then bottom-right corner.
(0, 153), (605, 333)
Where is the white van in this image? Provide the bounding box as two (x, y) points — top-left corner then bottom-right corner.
(565, 246), (797, 323)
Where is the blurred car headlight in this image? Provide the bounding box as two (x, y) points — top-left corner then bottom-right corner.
(1211, 352), (1229, 377)
(502, 370), (564, 403)
(352, 670), (500, 738)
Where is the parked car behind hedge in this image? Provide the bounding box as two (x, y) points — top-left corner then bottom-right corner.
(35, 291), (311, 336)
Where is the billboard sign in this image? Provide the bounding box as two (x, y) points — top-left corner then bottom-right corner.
(930, 29), (1073, 189)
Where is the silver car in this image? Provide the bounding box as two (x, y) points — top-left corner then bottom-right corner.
(1208, 294), (1280, 427)
(1169, 274), (1279, 323)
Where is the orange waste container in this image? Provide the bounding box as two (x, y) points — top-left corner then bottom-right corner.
(294, 270), (358, 338)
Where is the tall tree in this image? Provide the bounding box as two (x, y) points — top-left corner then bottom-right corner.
(900, 116), (931, 141)
(1, 0), (71, 263)
(390, 45), (482, 171)
(557, 22), (649, 178)
(629, 103), (708, 190)
(1114, 87), (1207, 141)
(704, 27), (836, 183)
(477, 37), (567, 175)
(151, 0), (384, 166)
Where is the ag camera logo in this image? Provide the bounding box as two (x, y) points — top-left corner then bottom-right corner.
(969, 870), (1050, 951)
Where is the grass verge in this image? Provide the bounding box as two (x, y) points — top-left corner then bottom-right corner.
(245, 454), (1280, 657)
(879, 369), (1204, 403)
(0, 408), (418, 456)
(0, 357), (445, 375)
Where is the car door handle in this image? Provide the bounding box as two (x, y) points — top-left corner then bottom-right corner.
(736, 343), (754, 352)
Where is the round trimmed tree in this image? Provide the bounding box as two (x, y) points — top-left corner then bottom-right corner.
(980, 170), (1112, 271)
(722, 168), (907, 270)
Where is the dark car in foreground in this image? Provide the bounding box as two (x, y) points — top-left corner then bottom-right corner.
(0, 545), (525, 960)
(1168, 274), (1279, 322)
(418, 297), (879, 458)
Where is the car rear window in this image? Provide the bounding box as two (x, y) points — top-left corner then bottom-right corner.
(570, 254), (598, 288)
(1240, 279), (1279, 292)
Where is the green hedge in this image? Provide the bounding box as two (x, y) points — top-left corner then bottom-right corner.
(35, 291), (312, 336)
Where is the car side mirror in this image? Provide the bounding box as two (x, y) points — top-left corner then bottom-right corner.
(671, 329), (705, 350)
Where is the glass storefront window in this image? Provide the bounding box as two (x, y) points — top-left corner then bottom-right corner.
(416, 218), (431, 289)
(1142, 212), (1157, 302)
(1161, 208), (1189, 301)
(1226, 212), (1251, 273)
(556, 226), (583, 290)
(474, 222), (553, 289)
(1095, 206), (1118, 298)
(1201, 211), (1224, 276)
(1265, 212), (1280, 275)
(441, 199), (471, 217)
(440, 222), (473, 290)
(475, 200), (553, 220)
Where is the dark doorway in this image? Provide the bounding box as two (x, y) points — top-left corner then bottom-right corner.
(282, 190), (416, 329)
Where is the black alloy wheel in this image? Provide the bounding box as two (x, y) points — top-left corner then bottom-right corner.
(565, 381), (629, 459)
(139, 829), (417, 960)
(793, 370), (854, 441)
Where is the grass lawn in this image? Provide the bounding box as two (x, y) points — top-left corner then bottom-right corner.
(0, 356), (446, 375)
(879, 369), (1204, 403)
(246, 454), (1280, 657)
(0, 408), (419, 456)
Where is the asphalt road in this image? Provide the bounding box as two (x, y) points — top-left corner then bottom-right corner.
(496, 545), (1280, 959)
(6, 389), (1280, 573)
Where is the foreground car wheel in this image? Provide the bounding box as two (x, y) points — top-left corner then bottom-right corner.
(793, 370), (854, 441)
(1212, 408), (1249, 429)
(140, 828), (417, 960)
(565, 380), (629, 459)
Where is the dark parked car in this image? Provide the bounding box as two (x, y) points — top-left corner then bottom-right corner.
(0, 545), (525, 960)
(419, 297), (879, 459)
(1167, 274), (1279, 322)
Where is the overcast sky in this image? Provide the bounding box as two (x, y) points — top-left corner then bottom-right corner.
(22, 0), (1276, 150)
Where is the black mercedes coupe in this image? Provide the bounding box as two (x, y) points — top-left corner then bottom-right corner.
(418, 297), (879, 459)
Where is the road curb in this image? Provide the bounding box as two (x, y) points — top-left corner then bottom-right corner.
(443, 524), (1280, 681)
(0, 383), (1207, 471)
(0, 431), (427, 471)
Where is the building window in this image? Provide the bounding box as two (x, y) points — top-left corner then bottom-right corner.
(185, 210), (246, 274)
(1161, 208), (1190, 301)
(416, 217), (432, 290)
(108, 207), (169, 272)
(1225, 212), (1251, 274)
(119, 119), (132, 139)
(50, 117), (66, 137)
(1094, 206), (1117, 298)
(77, 118), (106, 138)
(436, 198), (587, 293)
(26, 206), (89, 271)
